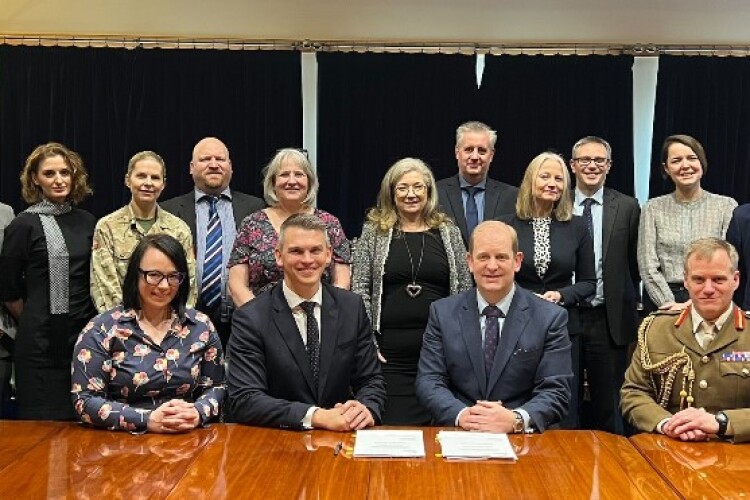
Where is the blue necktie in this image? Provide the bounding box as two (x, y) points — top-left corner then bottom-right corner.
(582, 198), (595, 238)
(463, 186), (481, 238)
(483, 305), (504, 379)
(300, 301), (320, 390)
(201, 196), (223, 308)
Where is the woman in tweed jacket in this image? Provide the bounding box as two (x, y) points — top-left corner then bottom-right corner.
(352, 158), (472, 425)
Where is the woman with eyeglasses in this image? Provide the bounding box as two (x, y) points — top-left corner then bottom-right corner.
(91, 151), (196, 313)
(638, 135), (737, 313)
(498, 151), (595, 428)
(352, 158), (472, 425)
(228, 148), (351, 306)
(72, 234), (225, 432)
(0, 143), (96, 420)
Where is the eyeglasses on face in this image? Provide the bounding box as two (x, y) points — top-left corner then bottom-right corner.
(395, 184), (427, 196)
(138, 269), (186, 286)
(573, 157), (610, 167)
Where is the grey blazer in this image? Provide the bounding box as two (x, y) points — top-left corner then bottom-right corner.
(352, 221), (473, 334)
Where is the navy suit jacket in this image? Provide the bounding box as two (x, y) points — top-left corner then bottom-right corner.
(727, 203), (750, 309)
(437, 175), (518, 244)
(599, 188), (641, 346)
(416, 286), (572, 431)
(227, 282), (386, 429)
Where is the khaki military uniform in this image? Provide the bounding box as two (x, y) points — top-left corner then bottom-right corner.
(91, 204), (196, 312)
(621, 305), (750, 442)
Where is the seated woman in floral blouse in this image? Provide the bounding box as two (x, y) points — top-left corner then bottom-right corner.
(72, 234), (226, 432)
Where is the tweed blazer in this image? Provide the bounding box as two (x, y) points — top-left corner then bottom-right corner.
(352, 221), (472, 335)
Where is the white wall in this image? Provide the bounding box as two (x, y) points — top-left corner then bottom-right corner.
(2, 0), (750, 45)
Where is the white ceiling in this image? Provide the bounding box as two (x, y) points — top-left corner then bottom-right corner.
(2, 0), (750, 46)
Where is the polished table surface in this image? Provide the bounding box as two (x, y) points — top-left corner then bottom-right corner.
(0, 421), (678, 499)
(631, 433), (750, 499)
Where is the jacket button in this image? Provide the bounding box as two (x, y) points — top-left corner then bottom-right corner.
(699, 380), (708, 390)
(701, 356), (710, 364)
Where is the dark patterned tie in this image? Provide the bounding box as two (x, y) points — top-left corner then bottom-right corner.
(582, 198), (595, 238)
(201, 196), (223, 308)
(463, 186), (481, 238)
(300, 301), (320, 390)
(483, 305), (505, 379)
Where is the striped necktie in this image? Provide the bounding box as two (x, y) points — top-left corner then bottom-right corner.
(201, 196), (223, 308)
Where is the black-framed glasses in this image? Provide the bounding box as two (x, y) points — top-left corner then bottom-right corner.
(138, 269), (186, 286)
(573, 157), (610, 167)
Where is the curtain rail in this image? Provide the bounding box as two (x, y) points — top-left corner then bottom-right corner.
(2, 35), (750, 56)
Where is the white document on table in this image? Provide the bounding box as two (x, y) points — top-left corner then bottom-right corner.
(438, 431), (518, 460)
(352, 429), (426, 458)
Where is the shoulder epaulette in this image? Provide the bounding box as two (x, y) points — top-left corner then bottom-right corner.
(649, 309), (681, 316)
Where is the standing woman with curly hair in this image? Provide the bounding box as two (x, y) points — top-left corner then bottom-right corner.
(0, 143), (96, 419)
(352, 158), (472, 425)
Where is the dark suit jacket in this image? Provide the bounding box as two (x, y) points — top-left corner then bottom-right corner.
(227, 282), (386, 429)
(160, 189), (264, 246)
(437, 175), (518, 244)
(599, 188), (641, 346)
(727, 203), (750, 310)
(415, 287), (572, 431)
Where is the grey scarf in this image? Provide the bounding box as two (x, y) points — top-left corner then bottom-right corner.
(25, 199), (72, 314)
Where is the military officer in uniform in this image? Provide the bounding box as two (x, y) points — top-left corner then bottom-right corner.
(621, 237), (750, 443)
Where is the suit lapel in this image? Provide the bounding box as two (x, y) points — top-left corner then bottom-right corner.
(446, 176), (469, 240)
(483, 181), (499, 221)
(181, 193), (198, 241)
(487, 290), (529, 393)
(229, 190), (246, 229)
(709, 306), (741, 354)
(271, 286), (316, 396)
(459, 291), (487, 395)
(601, 189), (617, 264)
(674, 316), (705, 355)
(317, 285), (339, 401)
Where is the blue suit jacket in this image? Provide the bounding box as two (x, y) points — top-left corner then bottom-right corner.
(227, 282), (386, 429)
(416, 286), (572, 431)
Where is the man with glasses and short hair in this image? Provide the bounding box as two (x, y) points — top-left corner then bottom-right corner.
(437, 121), (518, 245)
(569, 136), (640, 434)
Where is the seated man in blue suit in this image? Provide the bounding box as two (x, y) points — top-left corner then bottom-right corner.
(416, 221), (572, 432)
(227, 214), (385, 430)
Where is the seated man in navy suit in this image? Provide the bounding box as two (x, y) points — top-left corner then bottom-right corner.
(416, 221), (572, 432)
(227, 214), (385, 430)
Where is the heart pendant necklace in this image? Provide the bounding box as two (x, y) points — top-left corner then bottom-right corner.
(403, 230), (425, 298)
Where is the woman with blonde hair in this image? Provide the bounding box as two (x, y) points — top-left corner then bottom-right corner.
(91, 151), (196, 313)
(228, 148), (350, 306)
(0, 142), (96, 419)
(498, 151), (595, 428)
(353, 157), (472, 425)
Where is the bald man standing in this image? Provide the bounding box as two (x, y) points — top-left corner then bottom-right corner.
(162, 137), (264, 347)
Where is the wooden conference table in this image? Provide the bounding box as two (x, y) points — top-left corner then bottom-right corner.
(0, 420), (708, 499)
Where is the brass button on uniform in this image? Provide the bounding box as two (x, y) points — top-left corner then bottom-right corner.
(699, 380), (708, 390)
(701, 355), (710, 364)
(742, 368), (750, 377)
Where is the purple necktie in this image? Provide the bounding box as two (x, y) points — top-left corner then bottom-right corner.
(483, 305), (505, 379)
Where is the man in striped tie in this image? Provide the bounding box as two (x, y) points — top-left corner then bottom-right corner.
(161, 137), (264, 348)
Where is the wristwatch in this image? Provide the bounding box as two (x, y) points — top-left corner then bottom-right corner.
(512, 411), (525, 434)
(715, 411), (729, 437)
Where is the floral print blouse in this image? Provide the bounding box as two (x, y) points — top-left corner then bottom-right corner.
(227, 208), (351, 296)
(71, 306), (226, 432)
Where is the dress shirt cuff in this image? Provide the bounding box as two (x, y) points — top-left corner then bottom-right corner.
(302, 406), (319, 429)
(455, 407), (469, 427)
(515, 408), (534, 433)
(656, 418), (670, 434)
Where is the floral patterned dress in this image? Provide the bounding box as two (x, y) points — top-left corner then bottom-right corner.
(228, 208), (351, 296)
(71, 306), (226, 432)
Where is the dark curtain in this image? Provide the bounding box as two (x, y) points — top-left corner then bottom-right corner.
(650, 55), (750, 204)
(0, 45), (302, 216)
(317, 53), (634, 237)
